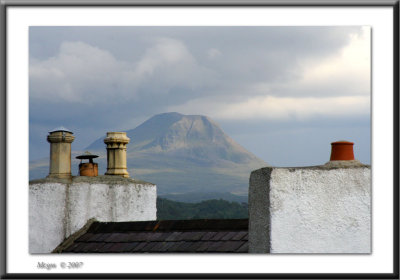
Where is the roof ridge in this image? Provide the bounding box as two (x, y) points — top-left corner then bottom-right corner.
(86, 219), (249, 233)
(52, 218), (97, 253)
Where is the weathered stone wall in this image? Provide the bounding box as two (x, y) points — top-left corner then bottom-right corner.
(249, 163), (371, 253)
(29, 176), (157, 253)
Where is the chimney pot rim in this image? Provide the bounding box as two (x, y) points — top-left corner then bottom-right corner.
(331, 140), (354, 145)
(49, 126), (73, 134)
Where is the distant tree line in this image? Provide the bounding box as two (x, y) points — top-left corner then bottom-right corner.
(157, 197), (248, 220)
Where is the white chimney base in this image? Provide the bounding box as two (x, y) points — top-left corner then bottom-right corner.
(249, 165), (371, 253)
(29, 176), (156, 253)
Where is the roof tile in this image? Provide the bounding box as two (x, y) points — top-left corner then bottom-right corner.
(153, 232), (173, 242)
(108, 242), (130, 253)
(140, 242), (158, 252)
(82, 242), (101, 253)
(97, 243), (115, 253)
(165, 232), (184, 242)
(95, 233), (113, 242)
(175, 241), (194, 252)
(132, 241), (148, 252)
(220, 231), (238, 241)
(147, 241), (166, 252)
(217, 241), (244, 252)
(123, 242), (140, 252)
(87, 242), (106, 253)
(127, 232), (149, 242)
(231, 231), (248, 241)
(106, 233), (127, 243)
(64, 242), (80, 253)
(146, 232), (164, 241)
(57, 219), (249, 254)
(184, 241), (204, 252)
(156, 241), (177, 252)
(180, 231), (206, 241)
(72, 243), (89, 253)
(210, 232), (228, 241)
(236, 242), (249, 253)
(205, 241), (225, 252)
(195, 241), (212, 252)
(166, 241), (186, 252)
(200, 232), (218, 241)
(75, 233), (94, 242)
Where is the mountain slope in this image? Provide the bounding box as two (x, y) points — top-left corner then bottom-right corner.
(31, 112), (268, 195)
(88, 112), (263, 166)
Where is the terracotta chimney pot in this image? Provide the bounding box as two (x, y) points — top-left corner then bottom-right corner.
(330, 140), (355, 161)
(76, 151), (99, 177)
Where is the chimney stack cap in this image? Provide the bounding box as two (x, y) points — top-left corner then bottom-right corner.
(76, 151), (99, 160)
(49, 126), (73, 134)
(330, 140), (355, 161)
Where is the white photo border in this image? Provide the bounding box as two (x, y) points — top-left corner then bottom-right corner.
(3, 2), (398, 277)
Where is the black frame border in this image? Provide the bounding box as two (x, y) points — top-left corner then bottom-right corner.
(0, 1), (398, 279)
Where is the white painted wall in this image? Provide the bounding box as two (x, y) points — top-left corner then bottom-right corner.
(249, 165), (371, 253)
(29, 183), (67, 254)
(270, 167), (370, 253)
(29, 177), (157, 253)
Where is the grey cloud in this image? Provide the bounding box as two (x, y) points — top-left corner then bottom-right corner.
(29, 26), (370, 164)
(30, 26), (364, 102)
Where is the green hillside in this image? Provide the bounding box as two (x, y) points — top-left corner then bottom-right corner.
(158, 191), (248, 203)
(157, 197), (248, 220)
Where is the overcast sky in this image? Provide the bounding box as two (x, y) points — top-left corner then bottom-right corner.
(29, 26), (371, 166)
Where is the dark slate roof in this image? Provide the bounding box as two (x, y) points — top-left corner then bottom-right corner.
(54, 219), (248, 253)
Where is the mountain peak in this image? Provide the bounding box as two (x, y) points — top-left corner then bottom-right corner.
(152, 111), (184, 119)
(87, 112), (266, 166)
(151, 112), (214, 124)
(33, 112), (268, 193)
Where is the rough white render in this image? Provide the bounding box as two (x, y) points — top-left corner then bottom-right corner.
(29, 179), (157, 253)
(67, 183), (157, 236)
(269, 167), (370, 253)
(29, 183), (67, 254)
